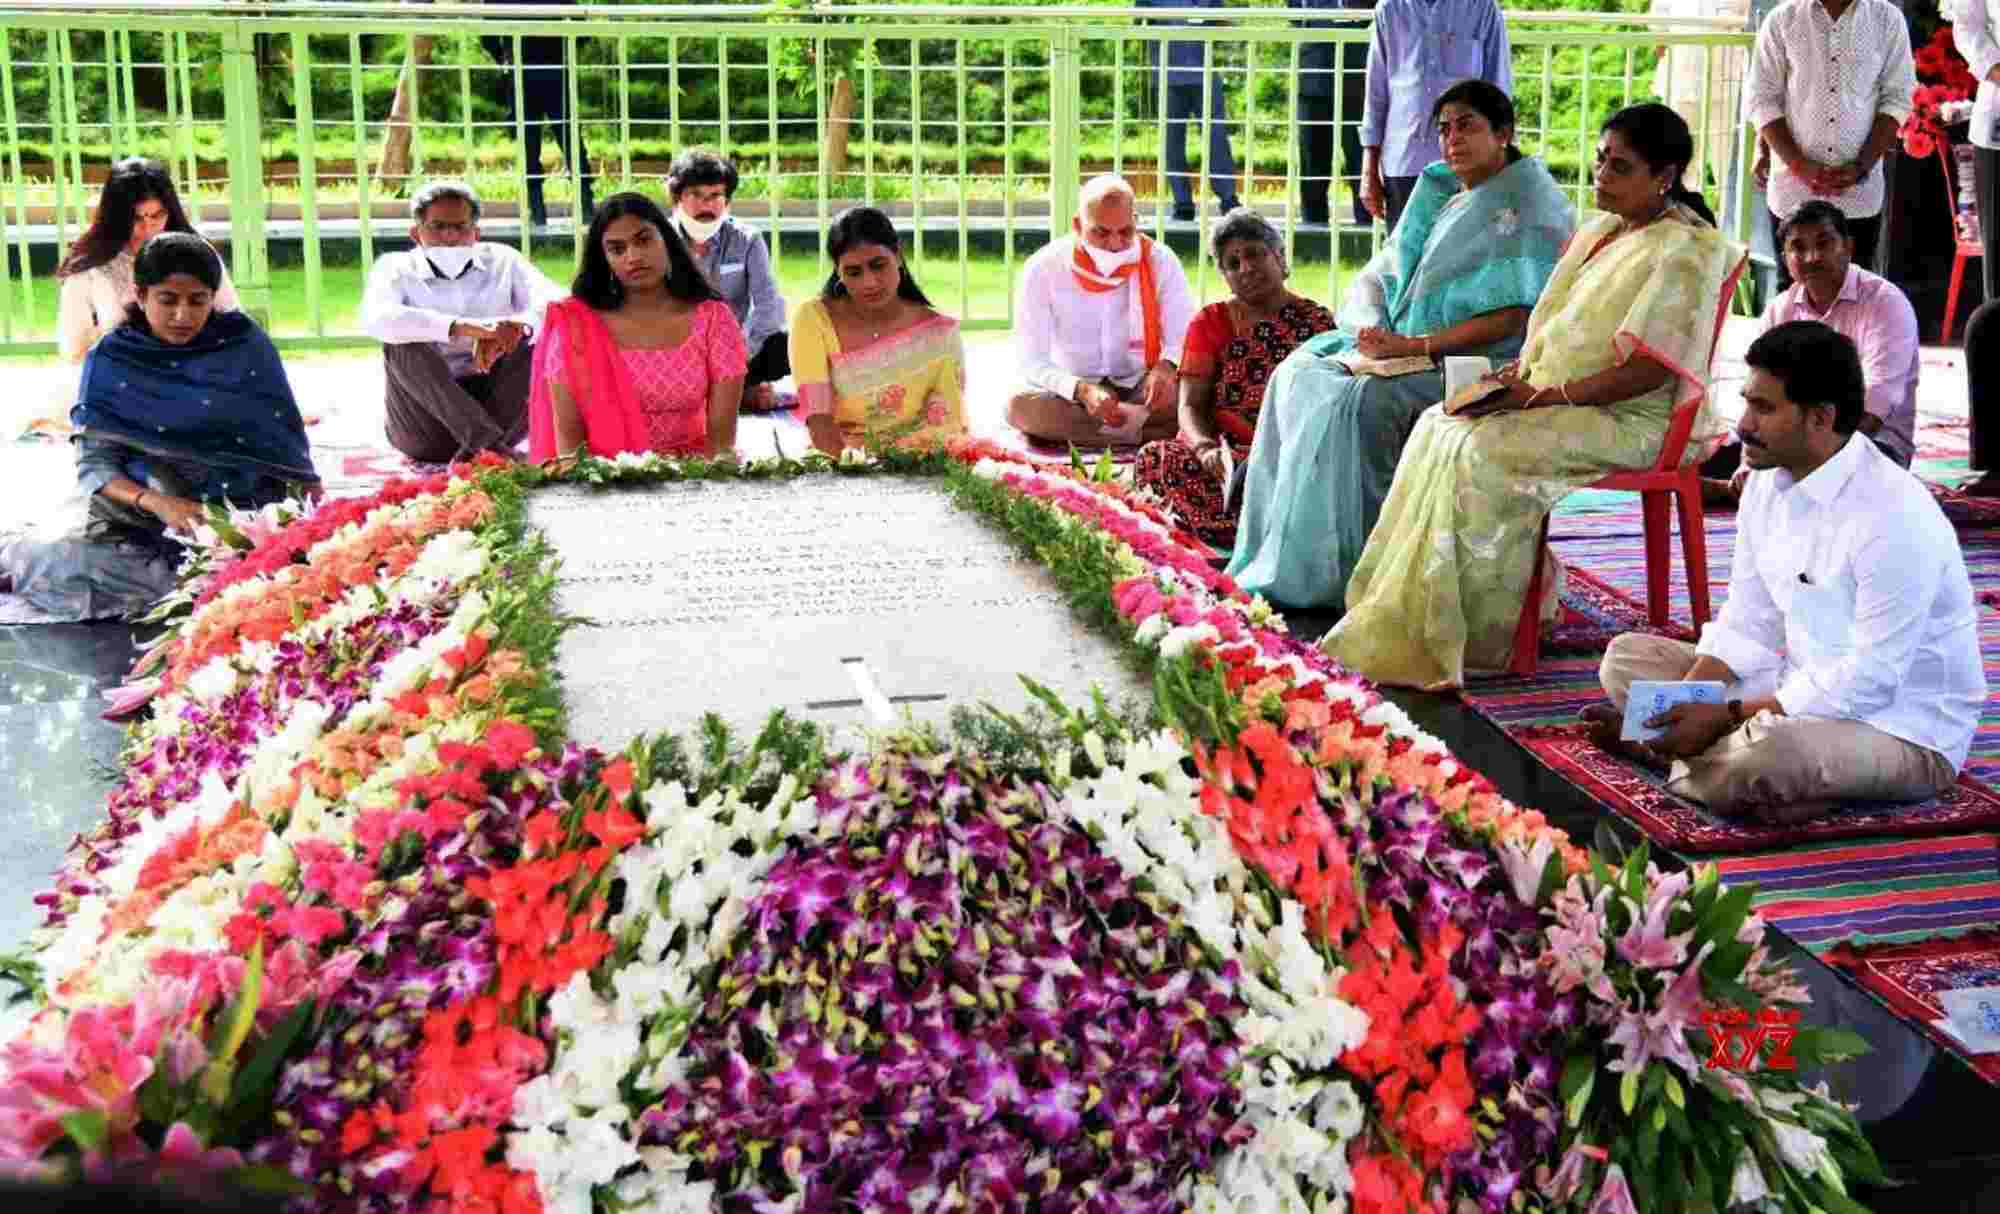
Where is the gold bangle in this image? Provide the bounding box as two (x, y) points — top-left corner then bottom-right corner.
(134, 490), (148, 513)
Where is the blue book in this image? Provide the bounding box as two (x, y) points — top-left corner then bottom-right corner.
(1620, 681), (1726, 743)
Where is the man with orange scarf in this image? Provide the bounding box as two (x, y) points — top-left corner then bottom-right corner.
(1008, 175), (1197, 447)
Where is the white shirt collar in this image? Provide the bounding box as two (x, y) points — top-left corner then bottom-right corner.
(1781, 430), (1868, 507)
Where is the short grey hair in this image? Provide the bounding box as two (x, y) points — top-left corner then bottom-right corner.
(411, 179), (482, 222)
(1077, 173), (1137, 218)
(1211, 207), (1284, 265)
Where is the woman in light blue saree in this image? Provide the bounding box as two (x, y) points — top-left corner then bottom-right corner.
(1227, 80), (1574, 609)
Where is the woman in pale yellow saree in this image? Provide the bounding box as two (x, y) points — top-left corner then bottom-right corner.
(1324, 104), (1741, 689)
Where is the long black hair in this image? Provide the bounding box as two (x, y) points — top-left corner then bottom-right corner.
(57, 157), (197, 279)
(1601, 103), (1716, 227)
(571, 191), (724, 310)
(120, 232), (225, 333)
(1432, 79), (1523, 166)
(821, 207), (931, 306)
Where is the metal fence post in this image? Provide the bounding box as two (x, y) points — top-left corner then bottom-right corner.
(1048, 24), (1080, 239)
(219, 20), (272, 328)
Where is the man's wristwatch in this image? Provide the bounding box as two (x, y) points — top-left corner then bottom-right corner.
(1727, 698), (1746, 727)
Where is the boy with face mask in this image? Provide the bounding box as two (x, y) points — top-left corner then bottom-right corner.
(666, 150), (791, 412)
(361, 180), (565, 463)
(1007, 174), (1198, 448)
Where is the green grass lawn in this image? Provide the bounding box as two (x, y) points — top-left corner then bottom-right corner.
(4, 246), (1374, 349)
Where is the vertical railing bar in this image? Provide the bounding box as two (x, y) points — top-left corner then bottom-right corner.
(766, 32), (779, 283)
(408, 29), (424, 187)
(1112, 34), (1124, 181)
(1196, 35), (1213, 299)
(123, 29), (141, 151)
(956, 33), (967, 320)
(911, 36), (923, 270)
(1579, 35), (1592, 210)
(47, 32), (72, 250)
(458, 29), (474, 185)
(1153, 32), (1167, 242)
(7, 31), (40, 336)
(566, 32), (583, 260)
(103, 30), (120, 161)
(163, 31), (180, 183)
(864, 35), (874, 207)
(1695, 45), (1715, 196)
(177, 32), (199, 224)
(1538, 42), (1554, 204)
(0, 37), (18, 341)
(668, 34), (679, 152)
(1002, 36), (1014, 326)
(511, 34), (529, 255)
(293, 29), (323, 337)
(618, 35), (632, 189)
(350, 31), (376, 274)
(814, 29), (827, 287)
(720, 31), (732, 184)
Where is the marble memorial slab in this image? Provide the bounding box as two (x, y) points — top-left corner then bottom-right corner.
(529, 478), (1151, 750)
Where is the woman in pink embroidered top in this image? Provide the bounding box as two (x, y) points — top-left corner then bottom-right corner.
(792, 206), (967, 456)
(529, 192), (747, 462)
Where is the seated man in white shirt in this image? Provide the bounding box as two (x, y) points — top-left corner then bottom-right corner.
(360, 180), (566, 463)
(1584, 321), (1985, 825)
(1007, 174), (1196, 447)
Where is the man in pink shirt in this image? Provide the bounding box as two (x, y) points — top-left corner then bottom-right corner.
(1704, 200), (1918, 503)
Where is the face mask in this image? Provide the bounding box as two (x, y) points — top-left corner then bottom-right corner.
(1083, 240), (1142, 276)
(424, 245), (477, 278)
(678, 210), (726, 244)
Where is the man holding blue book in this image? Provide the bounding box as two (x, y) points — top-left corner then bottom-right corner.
(1583, 321), (1985, 825)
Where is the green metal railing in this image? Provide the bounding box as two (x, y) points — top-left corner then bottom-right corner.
(0, 2), (1758, 353)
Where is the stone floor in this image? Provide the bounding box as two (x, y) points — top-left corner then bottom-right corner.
(0, 326), (1996, 1203)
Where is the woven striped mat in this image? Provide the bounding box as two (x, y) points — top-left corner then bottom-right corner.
(1712, 835), (2000, 953)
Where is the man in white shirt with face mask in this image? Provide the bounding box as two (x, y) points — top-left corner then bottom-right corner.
(1008, 175), (1197, 447)
(666, 149), (791, 412)
(360, 180), (565, 462)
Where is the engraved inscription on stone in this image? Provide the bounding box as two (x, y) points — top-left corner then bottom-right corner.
(530, 478), (1150, 750)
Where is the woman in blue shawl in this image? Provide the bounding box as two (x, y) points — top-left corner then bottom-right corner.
(2, 233), (318, 618)
(1226, 81), (1574, 609)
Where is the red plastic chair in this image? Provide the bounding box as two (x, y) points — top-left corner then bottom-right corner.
(1939, 130), (1986, 345)
(1506, 250), (1749, 676)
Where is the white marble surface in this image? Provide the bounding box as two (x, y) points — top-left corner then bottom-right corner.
(530, 477), (1150, 750)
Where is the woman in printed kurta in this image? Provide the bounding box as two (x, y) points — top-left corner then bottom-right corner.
(1131, 210), (1334, 548)
(791, 207), (967, 454)
(529, 193), (748, 462)
(1324, 103), (1742, 689)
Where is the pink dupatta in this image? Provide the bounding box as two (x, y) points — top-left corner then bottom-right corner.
(527, 297), (649, 461)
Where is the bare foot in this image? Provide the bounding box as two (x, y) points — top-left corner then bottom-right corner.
(1579, 704), (1670, 772)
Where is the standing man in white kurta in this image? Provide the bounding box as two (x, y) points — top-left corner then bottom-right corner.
(1007, 175), (1198, 448)
(1741, 0), (1915, 289)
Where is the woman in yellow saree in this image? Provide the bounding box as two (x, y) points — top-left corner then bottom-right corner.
(1324, 103), (1742, 689)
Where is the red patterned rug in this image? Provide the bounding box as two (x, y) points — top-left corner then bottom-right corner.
(1826, 931), (2000, 1085)
(1518, 723), (2000, 854)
